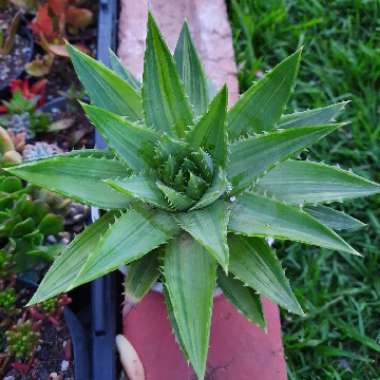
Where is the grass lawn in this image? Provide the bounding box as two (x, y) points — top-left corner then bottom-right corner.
(228, 1), (380, 379)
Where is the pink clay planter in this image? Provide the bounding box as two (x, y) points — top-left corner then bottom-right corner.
(123, 292), (287, 380)
(119, 1), (287, 378)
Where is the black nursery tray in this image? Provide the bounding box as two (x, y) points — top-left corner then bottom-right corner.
(89, 1), (121, 380)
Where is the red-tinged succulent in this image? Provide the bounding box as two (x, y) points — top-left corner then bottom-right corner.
(28, 293), (71, 326)
(29, 0), (93, 57)
(10, 79), (47, 105)
(0, 79), (47, 114)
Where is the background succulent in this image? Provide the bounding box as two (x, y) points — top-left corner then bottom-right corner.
(6, 14), (380, 379)
(0, 89), (50, 138)
(22, 142), (62, 161)
(0, 174), (64, 274)
(0, 127), (22, 166)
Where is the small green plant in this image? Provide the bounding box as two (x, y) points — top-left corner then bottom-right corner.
(5, 320), (40, 359)
(6, 14), (380, 379)
(0, 287), (16, 311)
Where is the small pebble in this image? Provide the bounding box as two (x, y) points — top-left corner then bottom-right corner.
(47, 235), (58, 244)
(49, 373), (63, 380)
(61, 360), (70, 372)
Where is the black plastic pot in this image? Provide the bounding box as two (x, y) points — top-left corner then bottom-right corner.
(0, 22), (34, 94)
(17, 279), (91, 380)
(90, 1), (120, 380)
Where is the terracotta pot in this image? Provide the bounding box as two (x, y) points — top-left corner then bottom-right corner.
(123, 291), (287, 380)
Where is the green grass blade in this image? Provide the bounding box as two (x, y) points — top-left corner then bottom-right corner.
(255, 160), (380, 204)
(124, 249), (161, 303)
(82, 103), (158, 171)
(156, 181), (194, 211)
(164, 234), (217, 379)
(143, 13), (193, 137)
(75, 208), (179, 286)
(5, 151), (131, 209)
(228, 49), (302, 138)
(174, 21), (209, 117)
(304, 205), (365, 231)
(191, 168), (228, 210)
(228, 235), (303, 315)
(109, 49), (141, 91)
(27, 211), (117, 305)
(187, 86), (228, 166)
(105, 175), (170, 210)
(67, 44), (142, 121)
(228, 192), (360, 255)
(228, 124), (341, 192)
(175, 201), (230, 271)
(277, 102), (348, 129)
(218, 268), (266, 329)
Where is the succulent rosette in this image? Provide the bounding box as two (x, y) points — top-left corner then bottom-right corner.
(6, 14), (380, 379)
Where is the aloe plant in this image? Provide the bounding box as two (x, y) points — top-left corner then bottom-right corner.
(5, 14), (380, 379)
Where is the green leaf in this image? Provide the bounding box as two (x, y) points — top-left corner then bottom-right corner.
(277, 102), (348, 129)
(255, 160), (380, 204)
(156, 181), (194, 211)
(81, 103), (158, 171)
(228, 49), (302, 138)
(175, 201), (230, 271)
(38, 214), (64, 235)
(228, 192), (359, 255)
(191, 168), (228, 210)
(28, 211), (117, 305)
(109, 49), (141, 91)
(143, 13), (193, 137)
(163, 286), (190, 360)
(186, 172), (208, 200)
(105, 175), (170, 210)
(164, 234), (217, 379)
(5, 151), (131, 209)
(304, 205), (365, 231)
(174, 21), (209, 117)
(228, 235), (303, 315)
(228, 124), (341, 192)
(187, 86), (228, 166)
(67, 44), (142, 121)
(124, 249), (161, 303)
(75, 207), (179, 285)
(218, 268), (266, 329)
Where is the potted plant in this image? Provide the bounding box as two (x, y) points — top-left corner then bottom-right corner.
(6, 13), (380, 380)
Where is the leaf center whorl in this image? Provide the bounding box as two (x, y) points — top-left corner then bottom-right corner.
(150, 137), (217, 209)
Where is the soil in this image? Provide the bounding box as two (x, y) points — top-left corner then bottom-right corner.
(0, 19), (32, 90)
(40, 98), (94, 151)
(0, 286), (74, 380)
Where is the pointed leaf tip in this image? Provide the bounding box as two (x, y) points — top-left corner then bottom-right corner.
(228, 49), (302, 137)
(68, 43), (142, 120)
(144, 10), (193, 137)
